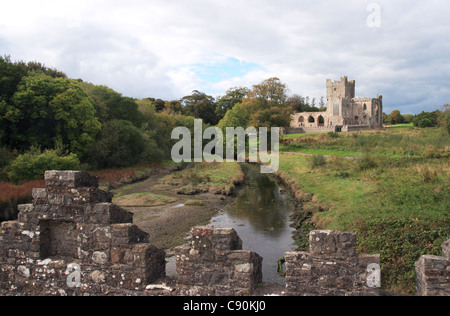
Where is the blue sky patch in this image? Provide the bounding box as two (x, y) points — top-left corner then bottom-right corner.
(192, 57), (265, 83)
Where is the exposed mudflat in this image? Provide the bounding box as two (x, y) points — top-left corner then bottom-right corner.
(111, 167), (233, 251)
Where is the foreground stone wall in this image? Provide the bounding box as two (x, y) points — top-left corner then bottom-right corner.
(415, 237), (450, 296)
(0, 171), (166, 296)
(175, 226), (263, 296)
(1, 170), (448, 296)
(285, 230), (381, 296)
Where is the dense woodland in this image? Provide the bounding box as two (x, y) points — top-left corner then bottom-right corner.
(0, 55), (448, 182)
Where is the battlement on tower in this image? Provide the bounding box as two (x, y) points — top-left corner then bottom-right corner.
(327, 76), (356, 100)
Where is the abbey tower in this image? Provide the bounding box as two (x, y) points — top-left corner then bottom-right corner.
(290, 76), (383, 133)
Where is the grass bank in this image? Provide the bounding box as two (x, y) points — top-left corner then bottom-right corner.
(281, 127), (449, 159)
(278, 127), (450, 294)
(159, 161), (244, 196)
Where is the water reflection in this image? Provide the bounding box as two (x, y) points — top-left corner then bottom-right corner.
(209, 164), (295, 284)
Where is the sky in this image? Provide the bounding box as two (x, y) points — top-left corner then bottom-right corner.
(0, 0), (449, 114)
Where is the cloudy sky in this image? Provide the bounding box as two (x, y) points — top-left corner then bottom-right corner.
(1, 0), (449, 114)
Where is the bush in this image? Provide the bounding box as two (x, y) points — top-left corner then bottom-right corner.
(8, 149), (80, 182)
(0, 147), (17, 180)
(327, 131), (340, 139)
(308, 154), (326, 169)
(358, 154), (378, 171)
(0, 179), (44, 221)
(413, 111), (439, 128)
(85, 120), (152, 169)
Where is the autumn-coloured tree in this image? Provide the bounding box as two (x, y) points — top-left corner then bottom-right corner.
(387, 110), (405, 125)
(245, 78), (293, 128)
(218, 78), (294, 130)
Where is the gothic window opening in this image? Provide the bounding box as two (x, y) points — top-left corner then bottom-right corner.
(318, 116), (325, 127)
(298, 116), (305, 126)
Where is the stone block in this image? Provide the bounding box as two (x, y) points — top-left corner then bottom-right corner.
(45, 170), (98, 190)
(111, 224), (149, 246)
(86, 203), (133, 225)
(191, 226), (242, 251)
(309, 230), (357, 257)
(45, 188), (112, 207)
(1, 221), (22, 237)
(32, 189), (48, 205)
(415, 255), (450, 296)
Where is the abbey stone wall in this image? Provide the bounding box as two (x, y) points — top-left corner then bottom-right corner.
(290, 76), (383, 134)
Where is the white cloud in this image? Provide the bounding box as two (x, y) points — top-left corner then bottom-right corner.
(1, 0), (449, 113)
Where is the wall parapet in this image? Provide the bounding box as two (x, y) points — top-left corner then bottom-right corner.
(415, 237), (450, 296)
(2, 170), (448, 296)
(0, 170), (166, 296)
(285, 230), (381, 296)
(175, 226), (263, 296)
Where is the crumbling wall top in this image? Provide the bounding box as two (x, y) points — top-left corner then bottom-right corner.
(45, 170), (98, 189)
(309, 230), (357, 257)
(191, 226), (243, 251)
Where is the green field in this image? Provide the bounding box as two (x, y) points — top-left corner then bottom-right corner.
(281, 128), (449, 159)
(278, 127), (450, 294)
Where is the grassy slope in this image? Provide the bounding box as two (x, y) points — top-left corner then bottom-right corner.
(278, 127), (450, 294)
(159, 161), (244, 196)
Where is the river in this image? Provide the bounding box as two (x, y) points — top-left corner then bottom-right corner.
(208, 164), (296, 284)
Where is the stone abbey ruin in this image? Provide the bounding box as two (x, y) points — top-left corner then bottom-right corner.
(0, 170), (448, 296)
(289, 76), (384, 134)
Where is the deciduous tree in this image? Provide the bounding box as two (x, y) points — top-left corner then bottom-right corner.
(0, 72), (100, 157)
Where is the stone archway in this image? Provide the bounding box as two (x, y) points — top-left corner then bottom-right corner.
(318, 115), (325, 127)
(298, 116), (305, 127)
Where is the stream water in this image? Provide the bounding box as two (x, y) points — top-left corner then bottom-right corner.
(208, 164), (296, 284)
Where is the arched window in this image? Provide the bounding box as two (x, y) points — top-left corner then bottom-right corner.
(298, 116), (305, 127)
(308, 116), (315, 123)
(363, 103), (367, 111)
(318, 116), (325, 127)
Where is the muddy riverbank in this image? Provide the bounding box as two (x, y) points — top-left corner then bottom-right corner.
(111, 166), (236, 250)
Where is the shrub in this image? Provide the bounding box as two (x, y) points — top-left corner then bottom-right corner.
(0, 147), (17, 180)
(358, 154), (378, 171)
(308, 154), (327, 169)
(327, 131), (340, 139)
(412, 111), (439, 128)
(84, 120), (150, 169)
(0, 179), (45, 221)
(8, 149), (80, 182)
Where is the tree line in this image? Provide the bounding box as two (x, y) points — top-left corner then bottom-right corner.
(0, 56), (323, 181)
(384, 108), (449, 132)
